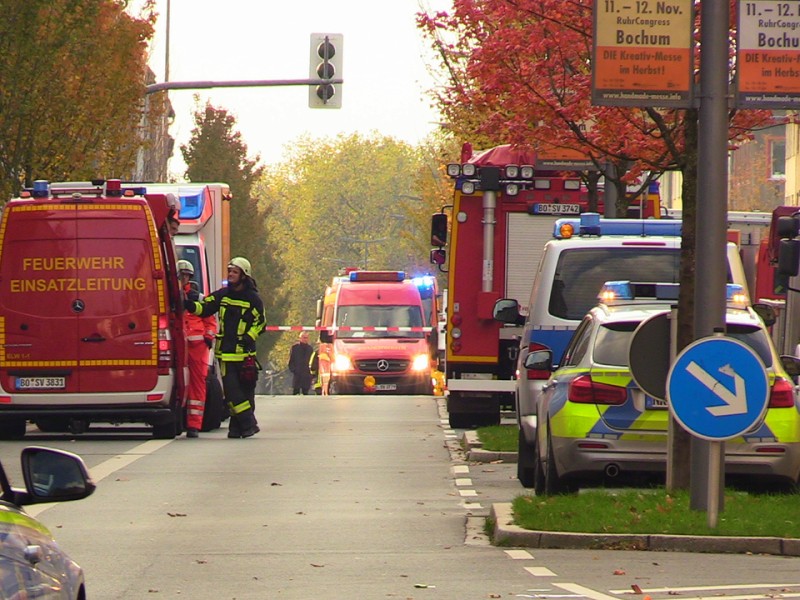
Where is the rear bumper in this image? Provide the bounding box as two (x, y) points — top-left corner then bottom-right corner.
(552, 436), (800, 484)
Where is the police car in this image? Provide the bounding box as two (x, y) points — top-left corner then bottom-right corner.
(529, 280), (800, 495)
(1, 447), (95, 598)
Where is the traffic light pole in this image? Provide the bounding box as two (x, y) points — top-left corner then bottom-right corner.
(692, 0), (729, 514)
(145, 78), (343, 94)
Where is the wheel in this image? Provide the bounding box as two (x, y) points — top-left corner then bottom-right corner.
(0, 417), (26, 440)
(200, 375), (225, 432)
(152, 403), (182, 439)
(543, 431), (574, 495)
(517, 429), (537, 488)
(35, 418), (70, 433)
(328, 379), (338, 395)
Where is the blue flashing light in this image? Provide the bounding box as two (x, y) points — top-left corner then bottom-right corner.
(32, 180), (50, 198)
(726, 283), (749, 307)
(411, 275), (435, 290)
(598, 281), (633, 303)
(553, 212), (682, 239)
(179, 191), (205, 220)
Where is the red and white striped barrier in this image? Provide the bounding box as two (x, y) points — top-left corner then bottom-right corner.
(262, 326), (433, 332)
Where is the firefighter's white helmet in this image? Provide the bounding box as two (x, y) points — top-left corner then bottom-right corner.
(177, 259), (194, 275)
(228, 256), (251, 277)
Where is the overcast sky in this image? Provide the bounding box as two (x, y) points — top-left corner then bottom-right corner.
(135, 0), (452, 179)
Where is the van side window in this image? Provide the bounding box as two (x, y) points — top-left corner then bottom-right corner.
(548, 248), (684, 320)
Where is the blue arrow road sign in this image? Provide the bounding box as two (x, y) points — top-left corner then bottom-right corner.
(667, 336), (769, 441)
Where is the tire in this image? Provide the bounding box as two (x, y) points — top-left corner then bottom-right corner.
(517, 429), (537, 488)
(328, 380), (338, 395)
(35, 418), (70, 433)
(0, 417), (26, 440)
(152, 403), (182, 439)
(544, 431), (574, 495)
(201, 375), (225, 432)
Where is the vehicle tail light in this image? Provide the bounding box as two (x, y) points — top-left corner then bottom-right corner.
(768, 377), (795, 408)
(157, 315), (172, 375)
(568, 374), (627, 405)
(451, 313), (462, 327)
(526, 342), (551, 380)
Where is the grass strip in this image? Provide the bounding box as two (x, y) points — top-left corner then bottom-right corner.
(476, 424), (517, 452)
(513, 488), (800, 537)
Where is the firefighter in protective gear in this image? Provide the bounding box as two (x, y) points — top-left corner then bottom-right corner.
(178, 260), (217, 438)
(184, 256), (265, 438)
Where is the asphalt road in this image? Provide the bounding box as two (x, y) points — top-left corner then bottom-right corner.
(2, 395), (800, 599)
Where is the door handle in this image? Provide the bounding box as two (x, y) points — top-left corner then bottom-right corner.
(81, 334), (106, 342)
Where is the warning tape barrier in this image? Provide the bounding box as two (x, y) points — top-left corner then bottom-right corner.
(262, 326), (433, 332)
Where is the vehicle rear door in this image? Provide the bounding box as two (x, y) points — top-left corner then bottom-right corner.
(74, 202), (160, 392)
(0, 203), (79, 394)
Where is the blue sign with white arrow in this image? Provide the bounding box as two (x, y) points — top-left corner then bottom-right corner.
(667, 336), (769, 441)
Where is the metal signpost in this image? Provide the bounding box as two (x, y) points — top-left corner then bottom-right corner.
(666, 335), (769, 527)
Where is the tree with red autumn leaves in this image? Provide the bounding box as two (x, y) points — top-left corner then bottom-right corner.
(418, 0), (777, 490)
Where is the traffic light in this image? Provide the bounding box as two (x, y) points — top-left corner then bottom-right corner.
(309, 33), (343, 109)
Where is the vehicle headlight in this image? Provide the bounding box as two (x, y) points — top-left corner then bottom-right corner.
(411, 354), (430, 371)
(333, 354), (354, 372)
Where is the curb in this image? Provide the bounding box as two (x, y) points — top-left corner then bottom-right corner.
(461, 430), (518, 463)
(490, 503), (800, 556)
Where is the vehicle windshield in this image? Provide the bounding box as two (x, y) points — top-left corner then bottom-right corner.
(336, 304), (424, 338)
(550, 247), (688, 321)
(176, 245), (203, 294)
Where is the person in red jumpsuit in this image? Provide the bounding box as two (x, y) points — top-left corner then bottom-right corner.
(178, 260), (217, 438)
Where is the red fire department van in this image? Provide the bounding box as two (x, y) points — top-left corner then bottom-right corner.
(0, 179), (187, 439)
(317, 271), (434, 395)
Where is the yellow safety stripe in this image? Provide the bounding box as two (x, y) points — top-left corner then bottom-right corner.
(0, 506), (51, 536)
(228, 399), (252, 414)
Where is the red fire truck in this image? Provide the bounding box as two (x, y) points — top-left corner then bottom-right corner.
(431, 144), (618, 428)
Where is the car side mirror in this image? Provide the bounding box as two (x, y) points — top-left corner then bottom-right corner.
(21, 447), (95, 504)
(493, 298), (523, 325)
(430, 248), (446, 265)
(431, 213), (448, 247)
(524, 349), (553, 371)
(778, 239), (800, 277)
(752, 303), (777, 328)
(319, 329), (333, 344)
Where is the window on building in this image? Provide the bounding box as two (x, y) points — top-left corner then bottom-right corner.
(769, 138), (786, 179)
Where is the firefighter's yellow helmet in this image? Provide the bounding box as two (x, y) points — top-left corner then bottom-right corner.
(228, 256), (252, 277)
(177, 259), (194, 275)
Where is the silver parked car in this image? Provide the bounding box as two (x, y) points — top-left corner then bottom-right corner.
(0, 446), (95, 599)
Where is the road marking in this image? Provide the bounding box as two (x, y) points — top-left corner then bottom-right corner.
(524, 566), (557, 577)
(453, 465), (470, 474)
(458, 489), (478, 497)
(505, 549), (534, 559)
(610, 583), (800, 595)
(25, 439), (172, 517)
(455, 477), (473, 486)
(461, 500), (482, 510)
(555, 582), (620, 600)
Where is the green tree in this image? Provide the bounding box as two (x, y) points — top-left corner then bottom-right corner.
(257, 133), (448, 368)
(0, 0), (157, 199)
(180, 100), (286, 362)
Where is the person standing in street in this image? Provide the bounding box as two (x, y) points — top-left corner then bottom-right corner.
(178, 260), (217, 438)
(184, 257), (265, 438)
(288, 332), (314, 394)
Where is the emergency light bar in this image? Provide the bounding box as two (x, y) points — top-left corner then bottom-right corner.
(30, 179), (134, 199)
(349, 271), (405, 282)
(598, 280), (680, 304)
(598, 281), (749, 308)
(554, 212), (682, 239)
